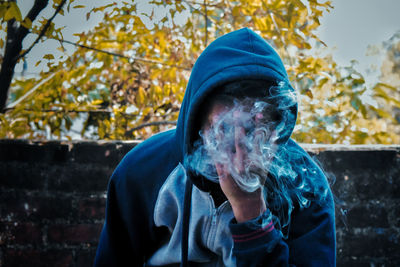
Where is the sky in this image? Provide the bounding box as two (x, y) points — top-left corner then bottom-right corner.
(315, 0), (400, 85)
(13, 0), (400, 86)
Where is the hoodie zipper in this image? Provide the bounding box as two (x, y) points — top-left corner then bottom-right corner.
(207, 193), (229, 248)
(208, 194), (228, 226)
(211, 208), (218, 225)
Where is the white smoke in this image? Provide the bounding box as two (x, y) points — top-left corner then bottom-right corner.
(187, 82), (297, 192)
(185, 81), (330, 237)
(192, 99), (280, 192)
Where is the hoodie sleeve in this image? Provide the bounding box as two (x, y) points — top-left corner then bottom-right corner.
(229, 194), (336, 267)
(94, 169), (147, 266)
(94, 130), (181, 267)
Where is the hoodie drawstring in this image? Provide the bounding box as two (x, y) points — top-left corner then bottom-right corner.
(181, 178), (193, 267)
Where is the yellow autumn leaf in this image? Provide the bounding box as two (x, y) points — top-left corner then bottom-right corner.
(92, 99), (103, 105)
(3, 0), (399, 143)
(43, 54), (55, 60)
(73, 5), (86, 9)
(4, 2), (22, 21)
(135, 87), (146, 106)
(21, 17), (32, 29)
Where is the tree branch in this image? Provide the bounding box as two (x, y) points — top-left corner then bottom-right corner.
(182, 0), (218, 25)
(180, 0), (223, 8)
(0, 0), (49, 112)
(18, 0), (67, 60)
(47, 36), (192, 70)
(5, 73), (56, 110)
(204, 0), (208, 46)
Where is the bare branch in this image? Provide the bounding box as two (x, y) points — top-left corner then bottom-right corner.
(182, 0), (219, 26)
(8, 25), (191, 71)
(47, 36), (193, 71)
(0, 0), (49, 112)
(5, 73), (56, 109)
(204, 0), (208, 46)
(181, 0), (224, 8)
(18, 0), (67, 60)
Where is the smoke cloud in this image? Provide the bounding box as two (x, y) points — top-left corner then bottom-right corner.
(185, 82), (329, 237)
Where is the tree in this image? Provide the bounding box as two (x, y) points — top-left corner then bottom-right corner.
(0, 0), (398, 143)
(0, 0), (68, 112)
(368, 31), (400, 141)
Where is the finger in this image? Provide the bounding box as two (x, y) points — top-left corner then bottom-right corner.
(234, 126), (246, 174)
(215, 162), (227, 180)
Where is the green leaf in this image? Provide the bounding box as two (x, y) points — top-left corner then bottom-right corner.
(351, 98), (360, 110)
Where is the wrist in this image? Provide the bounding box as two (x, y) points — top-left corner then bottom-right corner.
(231, 196), (266, 223)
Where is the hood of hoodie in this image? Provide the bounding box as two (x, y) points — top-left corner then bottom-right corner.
(175, 28), (297, 185)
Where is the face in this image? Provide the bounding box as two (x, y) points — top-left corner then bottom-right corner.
(201, 99), (277, 176)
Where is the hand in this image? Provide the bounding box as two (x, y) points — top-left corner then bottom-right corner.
(216, 162), (266, 223)
(215, 124), (273, 223)
(203, 104), (277, 223)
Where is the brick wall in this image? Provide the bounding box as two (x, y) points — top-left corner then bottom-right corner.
(0, 140), (399, 266)
(0, 140), (137, 267)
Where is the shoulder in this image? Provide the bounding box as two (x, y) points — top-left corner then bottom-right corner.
(285, 139), (334, 208)
(286, 139), (329, 182)
(110, 129), (182, 198)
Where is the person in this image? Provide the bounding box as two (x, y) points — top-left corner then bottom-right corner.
(94, 28), (336, 266)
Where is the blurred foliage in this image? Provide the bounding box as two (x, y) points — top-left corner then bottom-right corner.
(0, 0), (399, 143)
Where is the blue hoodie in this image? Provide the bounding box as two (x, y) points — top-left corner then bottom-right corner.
(94, 28), (336, 266)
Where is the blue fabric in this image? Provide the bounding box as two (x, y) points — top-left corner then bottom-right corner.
(94, 28), (336, 266)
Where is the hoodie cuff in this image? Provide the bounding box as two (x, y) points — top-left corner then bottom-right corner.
(229, 209), (280, 251)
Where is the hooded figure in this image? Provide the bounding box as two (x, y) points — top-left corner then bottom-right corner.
(94, 28), (336, 266)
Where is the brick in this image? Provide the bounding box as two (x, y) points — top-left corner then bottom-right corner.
(0, 223), (14, 246)
(0, 222), (42, 245)
(346, 203), (389, 228)
(76, 249), (97, 267)
(0, 140), (70, 163)
(330, 174), (359, 203)
(1, 140), (400, 266)
(48, 223), (102, 244)
(331, 172), (400, 202)
(339, 229), (400, 258)
(354, 173), (400, 200)
(316, 150), (400, 202)
(388, 202), (400, 227)
(314, 150), (398, 173)
(4, 249), (73, 267)
(337, 257), (388, 267)
(78, 197), (106, 220)
(47, 163), (111, 192)
(0, 192), (73, 221)
(70, 142), (136, 166)
(0, 162), (47, 190)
